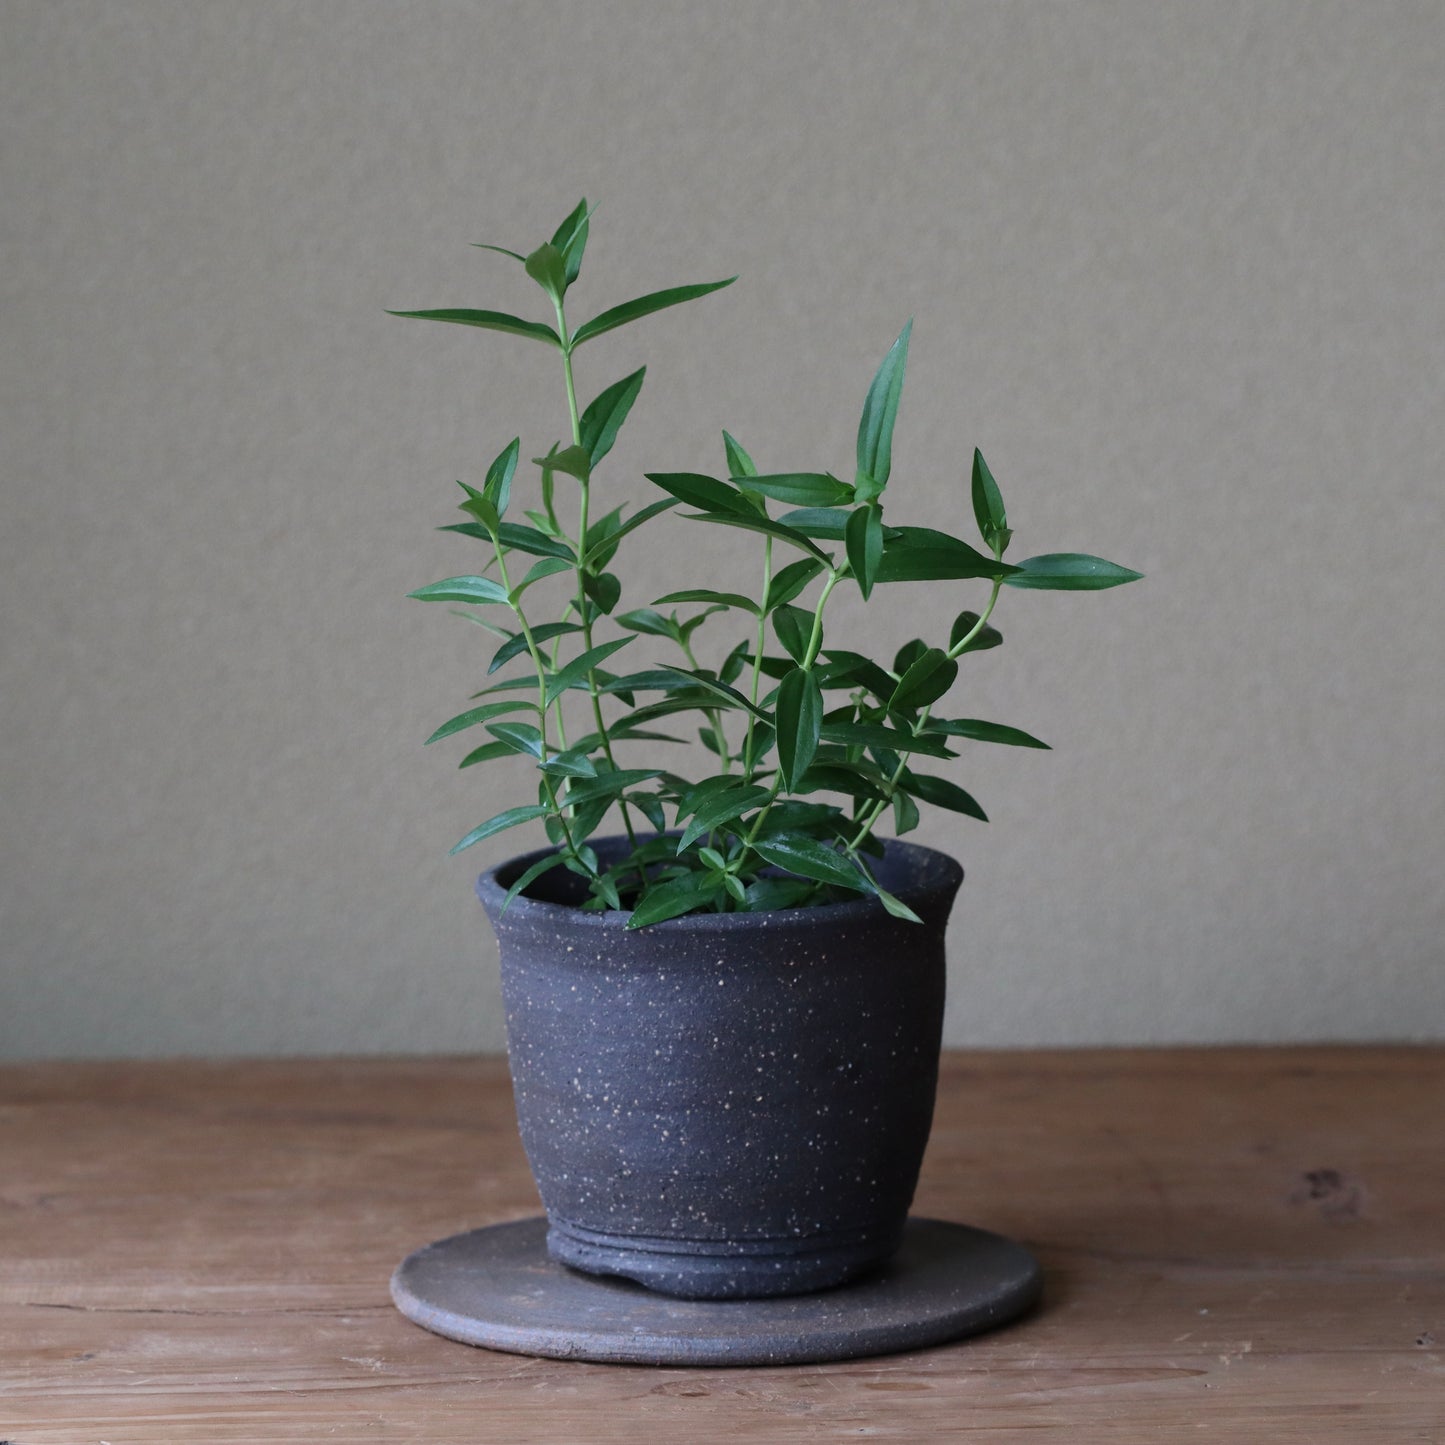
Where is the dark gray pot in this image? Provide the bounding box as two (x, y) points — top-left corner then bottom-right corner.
(476, 835), (963, 1300)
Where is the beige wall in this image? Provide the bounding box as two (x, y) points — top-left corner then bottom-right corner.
(3, 0), (1442, 1059)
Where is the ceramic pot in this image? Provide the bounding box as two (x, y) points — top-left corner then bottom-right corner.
(477, 835), (963, 1299)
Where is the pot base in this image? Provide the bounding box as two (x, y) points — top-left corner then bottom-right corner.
(392, 1215), (1041, 1367)
(546, 1215), (900, 1299)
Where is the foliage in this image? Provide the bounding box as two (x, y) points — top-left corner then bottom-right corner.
(394, 200), (1142, 926)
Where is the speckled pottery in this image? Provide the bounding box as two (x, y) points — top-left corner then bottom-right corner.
(476, 835), (963, 1300)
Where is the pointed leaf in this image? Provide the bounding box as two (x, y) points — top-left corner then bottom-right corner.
(482, 437), (521, 516)
(845, 503), (884, 599)
(876, 527), (1018, 584)
(501, 850), (571, 911)
(652, 588), (760, 616)
(949, 610), (1004, 653)
(889, 647), (958, 712)
(644, 471), (755, 516)
(488, 620), (582, 675)
(927, 718), (1050, 749)
(902, 771), (988, 821)
(626, 872), (718, 929)
(679, 508), (833, 563)
(678, 784), (773, 850)
(775, 665), (823, 789)
(545, 636), (635, 705)
(855, 320), (912, 498)
(1002, 554), (1144, 590)
(579, 367), (646, 466)
(820, 722), (953, 757)
(510, 556), (573, 599)
(723, 430), (757, 478)
(581, 498), (676, 568)
(486, 721), (544, 758)
(533, 444), (591, 482)
(582, 570), (621, 614)
(549, 198), (591, 286)
(614, 607), (676, 638)
(572, 278), (737, 346)
(524, 242), (567, 300)
(449, 804), (551, 856)
(424, 699), (535, 745)
(751, 835), (864, 893)
(387, 309), (560, 347)
(655, 665), (767, 719)
(471, 242), (527, 263)
(771, 604), (813, 665)
(764, 557), (824, 613)
(740, 473), (853, 507)
(408, 575), (510, 606)
(971, 448), (1009, 552)
(458, 739), (518, 769)
(496, 523), (575, 560)
(776, 507), (850, 540)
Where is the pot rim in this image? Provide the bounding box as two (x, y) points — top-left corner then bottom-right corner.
(475, 833), (963, 933)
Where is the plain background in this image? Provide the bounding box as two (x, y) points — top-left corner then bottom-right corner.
(3, 0), (1442, 1060)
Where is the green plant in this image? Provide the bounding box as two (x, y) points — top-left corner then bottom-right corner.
(394, 200), (1141, 927)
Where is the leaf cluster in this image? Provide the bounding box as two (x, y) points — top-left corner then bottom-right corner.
(396, 201), (1143, 926)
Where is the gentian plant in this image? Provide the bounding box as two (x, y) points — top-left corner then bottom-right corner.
(394, 200), (1141, 927)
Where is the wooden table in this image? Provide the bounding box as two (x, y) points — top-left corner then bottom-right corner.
(2, 1049), (1441, 1441)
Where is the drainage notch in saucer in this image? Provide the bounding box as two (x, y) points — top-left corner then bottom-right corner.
(391, 1215), (1042, 1368)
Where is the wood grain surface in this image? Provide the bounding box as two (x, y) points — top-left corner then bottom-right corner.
(2, 1049), (1441, 1441)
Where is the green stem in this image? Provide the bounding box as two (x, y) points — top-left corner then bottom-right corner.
(845, 576), (1005, 853)
(742, 537), (773, 781)
(490, 531), (584, 866)
(679, 635), (729, 773)
(553, 297), (638, 850)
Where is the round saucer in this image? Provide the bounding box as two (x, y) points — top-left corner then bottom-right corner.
(391, 1216), (1041, 1367)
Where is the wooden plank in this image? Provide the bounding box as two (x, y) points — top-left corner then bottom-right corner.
(1, 1049), (1441, 1441)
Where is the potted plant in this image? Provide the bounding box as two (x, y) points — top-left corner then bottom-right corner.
(392, 200), (1141, 1301)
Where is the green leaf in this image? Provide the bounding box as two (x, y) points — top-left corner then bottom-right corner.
(740, 473), (853, 507)
(537, 747), (598, 779)
(549, 197), (591, 286)
(581, 498), (676, 569)
(534, 443), (591, 482)
(816, 649), (896, 700)
(545, 636), (635, 705)
(928, 718), (1049, 749)
(889, 647), (958, 712)
(655, 665), (768, 719)
(902, 771), (988, 821)
(751, 835), (864, 893)
(764, 557), (824, 613)
(565, 767), (663, 805)
(644, 472), (755, 516)
(652, 588), (760, 616)
(524, 242), (567, 300)
(627, 872), (718, 929)
(771, 604), (813, 665)
(872, 886), (922, 923)
(776, 507), (850, 540)
(579, 367), (646, 466)
(875, 527), (1018, 584)
(458, 486), (498, 533)
(471, 242), (528, 263)
(501, 850), (571, 911)
(483, 437), (521, 517)
(511, 556), (573, 599)
(614, 607), (676, 638)
(949, 610), (1004, 653)
(855, 320), (912, 499)
(387, 309), (561, 348)
(678, 783), (773, 850)
(775, 665), (823, 789)
(486, 720), (544, 758)
(408, 575), (510, 606)
(845, 504), (884, 600)
(892, 790), (920, 834)
(572, 278), (737, 347)
(679, 508), (833, 564)
(723, 430), (757, 479)
(424, 699), (536, 745)
(971, 448), (1009, 553)
(449, 804), (551, 856)
(582, 570), (622, 614)
(458, 739), (515, 769)
(488, 620), (581, 675)
(496, 523), (575, 560)
(1002, 554), (1144, 590)
(820, 721), (953, 757)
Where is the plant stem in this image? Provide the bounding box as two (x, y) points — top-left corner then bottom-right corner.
(742, 537), (773, 781)
(553, 298), (639, 851)
(490, 531), (585, 865)
(845, 576), (1005, 853)
(679, 635), (729, 773)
